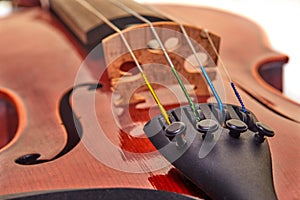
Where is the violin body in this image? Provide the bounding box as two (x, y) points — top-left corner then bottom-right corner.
(0, 2), (299, 199)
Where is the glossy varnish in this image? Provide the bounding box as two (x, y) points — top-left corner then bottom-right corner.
(0, 2), (299, 200)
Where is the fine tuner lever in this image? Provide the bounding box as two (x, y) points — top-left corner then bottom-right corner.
(144, 103), (276, 200)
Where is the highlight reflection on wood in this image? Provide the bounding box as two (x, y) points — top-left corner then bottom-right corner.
(0, 1), (299, 199)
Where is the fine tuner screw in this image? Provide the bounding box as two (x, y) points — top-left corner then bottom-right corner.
(165, 121), (187, 148)
(196, 119), (219, 140)
(254, 122), (275, 143)
(225, 119), (248, 138)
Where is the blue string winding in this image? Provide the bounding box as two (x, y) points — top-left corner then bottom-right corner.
(231, 82), (246, 113)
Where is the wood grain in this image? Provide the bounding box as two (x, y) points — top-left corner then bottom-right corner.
(0, 2), (299, 200)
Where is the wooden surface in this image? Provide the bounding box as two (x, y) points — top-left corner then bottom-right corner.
(0, 2), (299, 200)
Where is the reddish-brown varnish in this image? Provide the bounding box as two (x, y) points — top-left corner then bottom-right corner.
(0, 2), (299, 200)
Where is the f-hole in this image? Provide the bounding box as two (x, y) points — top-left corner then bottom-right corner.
(15, 83), (102, 165)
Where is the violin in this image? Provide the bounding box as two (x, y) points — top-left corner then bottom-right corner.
(0, 0), (299, 199)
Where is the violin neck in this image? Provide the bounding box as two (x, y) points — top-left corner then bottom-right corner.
(50, 0), (168, 45)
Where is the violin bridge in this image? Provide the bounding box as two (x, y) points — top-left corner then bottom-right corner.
(102, 22), (220, 106)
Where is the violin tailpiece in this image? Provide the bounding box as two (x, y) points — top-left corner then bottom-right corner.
(144, 103), (277, 200)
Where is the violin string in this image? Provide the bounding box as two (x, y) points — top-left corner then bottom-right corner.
(144, 5), (246, 113)
(179, 24), (224, 112)
(111, 0), (201, 122)
(203, 30), (247, 113)
(75, 0), (171, 124)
